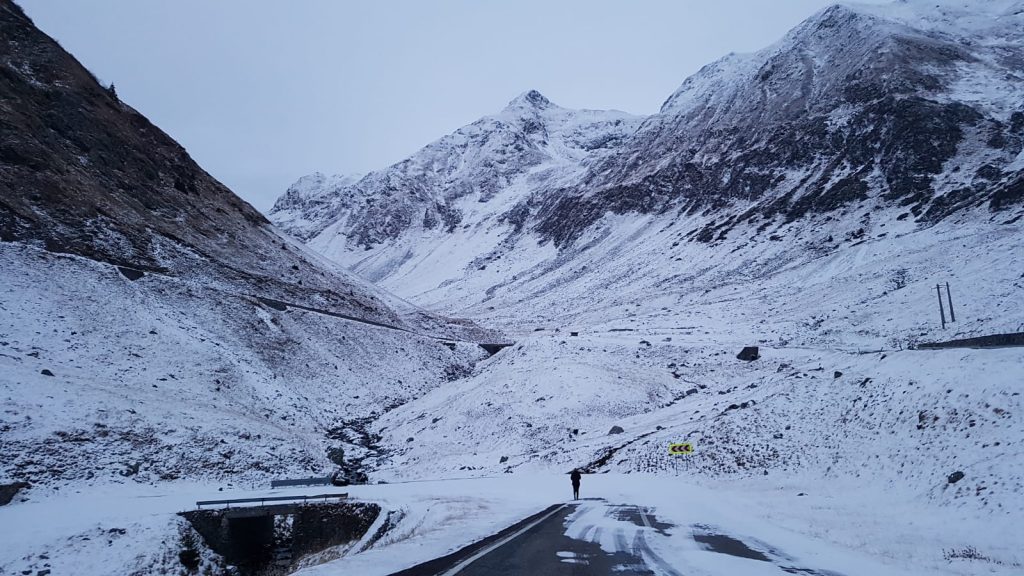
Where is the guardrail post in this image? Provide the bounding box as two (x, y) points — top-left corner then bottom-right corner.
(946, 282), (955, 323)
(936, 284), (946, 329)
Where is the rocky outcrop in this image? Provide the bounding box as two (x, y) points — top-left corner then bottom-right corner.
(736, 347), (760, 362)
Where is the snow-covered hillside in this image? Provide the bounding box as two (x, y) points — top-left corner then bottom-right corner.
(273, 0), (1024, 310)
(267, 1), (1024, 571)
(0, 242), (487, 488)
(368, 213), (1024, 505)
(0, 0), (495, 497)
(0, 1), (513, 573)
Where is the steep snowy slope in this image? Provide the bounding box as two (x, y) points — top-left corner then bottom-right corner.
(0, 0), (496, 498)
(0, 0), (501, 341)
(274, 0), (1024, 314)
(373, 213), (1024, 499)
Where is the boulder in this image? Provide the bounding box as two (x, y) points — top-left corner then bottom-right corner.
(608, 425), (624, 435)
(327, 446), (346, 466)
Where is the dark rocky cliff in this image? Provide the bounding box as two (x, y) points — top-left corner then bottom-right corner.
(0, 1), (269, 270)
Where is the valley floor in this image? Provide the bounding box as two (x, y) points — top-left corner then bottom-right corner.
(2, 474), (1021, 576)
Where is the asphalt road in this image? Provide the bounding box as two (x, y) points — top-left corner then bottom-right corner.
(444, 504), (655, 575)
(392, 501), (678, 576)
(392, 500), (846, 576)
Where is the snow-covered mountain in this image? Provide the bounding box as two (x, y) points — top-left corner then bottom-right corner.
(0, 0), (497, 497)
(269, 0), (1024, 551)
(270, 171), (363, 240)
(272, 0), (1024, 315)
(269, 90), (642, 282)
(540, 0), (1024, 245)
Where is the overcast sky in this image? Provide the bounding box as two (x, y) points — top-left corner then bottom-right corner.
(19, 0), (885, 212)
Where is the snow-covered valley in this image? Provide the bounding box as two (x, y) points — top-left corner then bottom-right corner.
(2, 0), (1023, 575)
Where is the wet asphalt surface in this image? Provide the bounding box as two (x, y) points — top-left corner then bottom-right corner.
(392, 500), (847, 575)
(453, 504), (654, 576)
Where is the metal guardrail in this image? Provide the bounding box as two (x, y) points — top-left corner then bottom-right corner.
(270, 477), (331, 488)
(196, 492), (348, 509)
(918, 332), (1024, 350)
(253, 297), (513, 353)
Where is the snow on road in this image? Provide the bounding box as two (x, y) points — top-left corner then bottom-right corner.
(4, 472), (1015, 575)
(299, 474), (1024, 575)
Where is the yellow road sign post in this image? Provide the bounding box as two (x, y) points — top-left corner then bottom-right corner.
(668, 443), (694, 455)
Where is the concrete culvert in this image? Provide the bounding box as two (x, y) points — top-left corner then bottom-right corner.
(181, 501), (380, 574)
(736, 347), (760, 361)
(0, 482), (30, 505)
(117, 266), (145, 281)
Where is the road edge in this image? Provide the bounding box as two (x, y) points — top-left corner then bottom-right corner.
(386, 503), (567, 576)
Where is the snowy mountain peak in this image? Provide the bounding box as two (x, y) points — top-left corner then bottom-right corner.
(505, 89), (553, 111)
(270, 90), (643, 250)
(274, 0), (1023, 298)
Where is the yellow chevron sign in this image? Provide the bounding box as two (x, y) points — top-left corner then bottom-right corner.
(669, 443), (694, 455)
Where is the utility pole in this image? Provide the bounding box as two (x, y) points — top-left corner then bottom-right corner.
(946, 282), (955, 323)
(936, 284), (947, 329)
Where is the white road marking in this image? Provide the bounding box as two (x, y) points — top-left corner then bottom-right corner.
(638, 507), (652, 529)
(637, 507), (685, 576)
(439, 504), (567, 576)
(555, 551), (578, 558)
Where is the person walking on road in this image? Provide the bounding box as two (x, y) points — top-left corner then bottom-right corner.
(570, 469), (582, 500)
